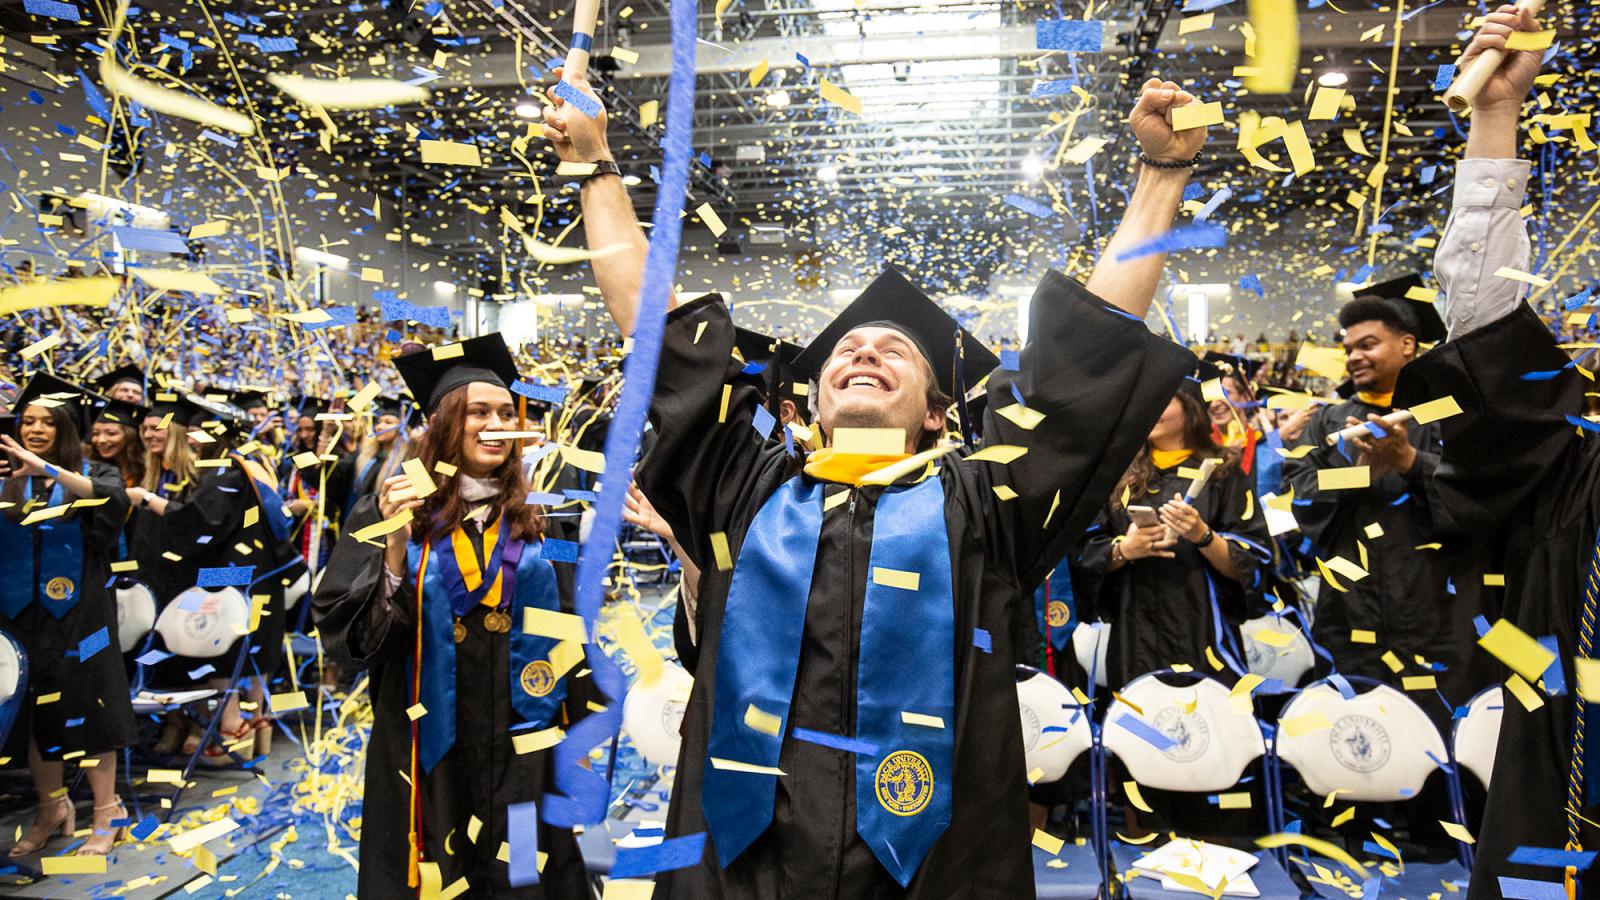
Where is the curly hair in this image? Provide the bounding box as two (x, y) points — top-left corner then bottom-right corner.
(1112, 390), (1240, 512)
(406, 385), (543, 546)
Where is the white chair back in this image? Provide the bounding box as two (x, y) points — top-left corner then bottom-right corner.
(116, 582), (158, 653)
(1277, 682), (1446, 802)
(1103, 674), (1265, 792)
(1072, 621), (1110, 689)
(1241, 615), (1314, 689)
(1016, 669), (1093, 784)
(155, 586), (250, 659)
(0, 630), (22, 702)
(622, 660), (693, 767)
(1452, 686), (1503, 789)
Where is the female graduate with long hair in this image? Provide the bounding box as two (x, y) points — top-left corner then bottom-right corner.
(0, 375), (136, 858)
(313, 335), (590, 898)
(88, 399), (146, 488)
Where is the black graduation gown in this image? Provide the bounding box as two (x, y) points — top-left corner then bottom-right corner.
(329, 450), (388, 528)
(636, 272), (1193, 899)
(1072, 461), (1270, 689)
(312, 496), (592, 899)
(1394, 303), (1600, 898)
(1282, 394), (1496, 719)
(0, 464), (138, 761)
(149, 466), (291, 686)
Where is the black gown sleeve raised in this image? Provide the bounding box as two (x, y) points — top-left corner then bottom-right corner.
(1069, 511), (1120, 624)
(1395, 302), (1587, 540)
(960, 270), (1194, 590)
(634, 293), (787, 576)
(80, 462), (131, 553)
(312, 495), (415, 669)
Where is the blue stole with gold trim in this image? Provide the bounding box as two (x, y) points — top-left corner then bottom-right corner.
(0, 475), (87, 620)
(702, 475), (955, 887)
(407, 530), (569, 773)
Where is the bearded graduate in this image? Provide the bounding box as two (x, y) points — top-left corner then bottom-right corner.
(312, 335), (591, 898)
(0, 375), (136, 858)
(550, 73), (1205, 896)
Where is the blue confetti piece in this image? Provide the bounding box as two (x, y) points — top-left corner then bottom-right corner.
(1029, 79), (1078, 97)
(24, 0), (80, 21)
(1563, 287), (1594, 311)
(752, 403), (777, 439)
(1194, 187), (1233, 223)
(508, 801), (540, 886)
(76, 627), (109, 662)
(135, 649), (172, 666)
(999, 350), (1020, 371)
(511, 379), (569, 404)
(1362, 421), (1388, 439)
(611, 832), (708, 879)
(1567, 415), (1600, 433)
(303, 307), (358, 331)
(1520, 369), (1564, 381)
(1473, 614), (1490, 637)
(793, 728), (880, 755)
(1183, 0), (1235, 10)
(972, 627), (992, 653)
(1239, 273), (1263, 296)
(1003, 194), (1055, 219)
(1036, 19), (1103, 52)
(795, 52), (810, 69)
(1499, 877), (1569, 900)
(78, 71), (109, 120)
(1112, 712), (1177, 751)
(1508, 847), (1597, 871)
(110, 226), (190, 254)
(196, 565), (254, 587)
(540, 538), (579, 563)
(1538, 636), (1566, 696)
(525, 491), (566, 506)
(1432, 64), (1458, 92)
(564, 489), (599, 503)
(187, 664), (217, 680)
(131, 815), (161, 841)
(381, 296), (453, 328)
(550, 80), (602, 119)
(1115, 222), (1227, 262)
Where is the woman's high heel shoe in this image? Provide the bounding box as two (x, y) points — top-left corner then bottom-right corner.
(7, 795), (75, 858)
(75, 799), (129, 856)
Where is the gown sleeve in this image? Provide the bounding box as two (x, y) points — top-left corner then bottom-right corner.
(1394, 301), (1586, 540)
(634, 293), (787, 575)
(1209, 467), (1273, 604)
(959, 270), (1194, 590)
(311, 495), (416, 669)
(162, 469), (246, 549)
(80, 461), (131, 553)
(1069, 511), (1120, 624)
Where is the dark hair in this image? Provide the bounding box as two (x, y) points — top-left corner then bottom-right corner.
(1338, 297), (1417, 338)
(93, 420), (146, 487)
(1112, 391), (1240, 512)
(1, 403), (86, 521)
(408, 384), (543, 546)
(917, 351), (953, 453)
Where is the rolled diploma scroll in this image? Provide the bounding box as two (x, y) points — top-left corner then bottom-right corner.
(1442, 0), (1546, 113)
(1324, 409), (1414, 446)
(563, 0), (603, 81)
(1166, 456), (1223, 542)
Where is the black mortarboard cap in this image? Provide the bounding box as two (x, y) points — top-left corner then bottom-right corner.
(96, 398), (148, 428)
(1178, 356), (1225, 405)
(230, 389), (274, 411)
(8, 372), (106, 434)
(287, 395), (329, 420)
(183, 393), (249, 434)
(790, 266), (1001, 398)
(1201, 351), (1261, 402)
(394, 333), (520, 414)
(92, 363), (145, 396)
(735, 326), (807, 411)
(1347, 274), (1447, 344)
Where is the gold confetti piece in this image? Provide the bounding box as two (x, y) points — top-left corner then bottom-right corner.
(1218, 792), (1252, 809)
(1505, 673), (1544, 711)
(1231, 673), (1264, 712)
(0, 276), (119, 314)
(522, 607), (588, 642)
(1178, 12), (1214, 33)
(42, 855), (107, 875)
(167, 817), (240, 853)
(819, 78), (863, 115)
(1478, 618), (1556, 682)
(1440, 820), (1475, 844)
(1061, 137), (1109, 164)
(1504, 28), (1557, 50)
(1253, 628), (1295, 648)
(967, 444), (1028, 464)
(523, 236), (628, 265)
(147, 768), (185, 785)
(512, 727), (566, 754)
(749, 58), (771, 88)
(1493, 266), (1551, 287)
(130, 268), (227, 295)
(184, 876), (214, 894)
(1282, 712), (1333, 737)
(435, 462), (459, 477)
(350, 509), (413, 543)
(1318, 467), (1370, 491)
(188, 220), (229, 239)
(1331, 805), (1356, 827)
(1032, 829), (1066, 855)
(21, 504), (70, 526)
(1402, 675), (1438, 691)
(468, 815), (484, 844)
(1350, 629), (1377, 644)
(613, 612), (663, 686)
(1124, 781), (1154, 813)
(872, 567), (921, 591)
(560, 445), (607, 473)
(1294, 345), (1346, 381)
(243, 507), (259, 529)
(269, 691), (309, 714)
(1484, 574), (1506, 587)
(639, 100), (659, 126)
(603, 880), (658, 900)
(20, 332), (62, 360)
(420, 140), (483, 167)
(1257, 833), (1368, 880)
(1323, 556), (1368, 582)
(406, 703), (428, 721)
(99, 38), (253, 135)
(347, 381), (383, 413)
(718, 384), (732, 423)
(833, 428), (906, 456)
(744, 704), (783, 736)
(1577, 657), (1600, 701)
(709, 757), (786, 775)
(1243, 0), (1298, 93)
(993, 485), (1019, 501)
(1309, 86), (1345, 121)
(901, 711), (945, 728)
(402, 458), (438, 499)
(710, 532), (734, 571)
(268, 73), (430, 109)
(1171, 101), (1224, 132)
(193, 844), (219, 875)
(996, 403), (1046, 430)
(696, 203), (728, 238)
(1382, 650), (1405, 673)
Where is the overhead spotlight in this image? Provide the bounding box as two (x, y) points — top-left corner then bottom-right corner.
(764, 89), (791, 109)
(515, 101), (540, 118)
(817, 164), (839, 184)
(1317, 71), (1348, 87)
(433, 280), (458, 295)
(1022, 153), (1045, 181)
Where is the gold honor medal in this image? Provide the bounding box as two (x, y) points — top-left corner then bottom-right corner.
(453, 620), (468, 643)
(484, 609), (512, 634)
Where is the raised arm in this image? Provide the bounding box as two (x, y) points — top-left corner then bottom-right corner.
(1436, 5), (1542, 339)
(543, 71), (667, 336)
(1086, 79), (1208, 319)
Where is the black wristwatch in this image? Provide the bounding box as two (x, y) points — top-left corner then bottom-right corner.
(578, 159), (622, 183)
(1195, 529), (1215, 548)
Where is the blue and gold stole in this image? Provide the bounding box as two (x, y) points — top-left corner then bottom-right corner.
(0, 471), (88, 620)
(702, 470), (955, 887)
